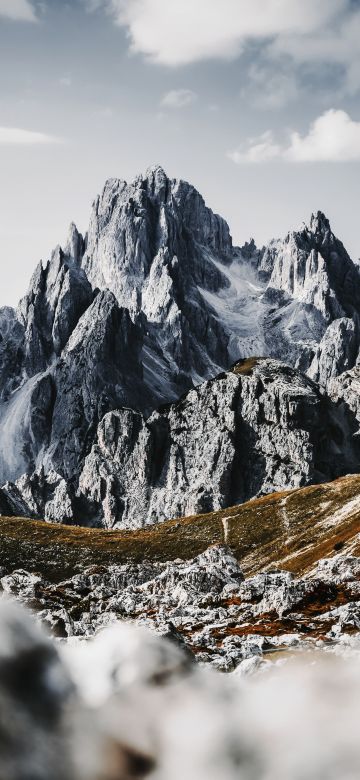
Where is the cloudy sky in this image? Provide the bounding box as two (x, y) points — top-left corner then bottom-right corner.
(0, 0), (360, 306)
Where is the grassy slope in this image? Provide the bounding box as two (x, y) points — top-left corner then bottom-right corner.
(1, 474), (360, 582)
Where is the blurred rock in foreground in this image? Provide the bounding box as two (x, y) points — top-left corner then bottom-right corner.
(1, 598), (360, 779)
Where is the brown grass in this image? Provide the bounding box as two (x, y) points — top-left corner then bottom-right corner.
(231, 357), (263, 376)
(0, 473), (360, 582)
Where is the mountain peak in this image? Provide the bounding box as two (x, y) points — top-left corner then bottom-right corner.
(308, 210), (331, 236)
(145, 163), (168, 179)
(144, 164), (171, 200)
(64, 222), (85, 265)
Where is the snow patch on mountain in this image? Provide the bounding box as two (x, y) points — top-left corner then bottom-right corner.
(199, 253), (268, 360)
(0, 373), (43, 483)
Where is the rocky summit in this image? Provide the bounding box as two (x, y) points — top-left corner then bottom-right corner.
(1, 167), (360, 528)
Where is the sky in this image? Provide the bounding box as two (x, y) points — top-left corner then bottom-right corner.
(0, 0), (360, 306)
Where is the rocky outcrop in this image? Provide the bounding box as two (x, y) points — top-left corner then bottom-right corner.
(43, 290), (147, 480)
(17, 242), (93, 375)
(3, 544), (360, 673)
(82, 165), (233, 311)
(77, 358), (360, 528)
(261, 212), (360, 322)
(0, 469), (75, 524)
(2, 356), (359, 528)
(0, 289), (147, 486)
(307, 317), (358, 386)
(328, 364), (360, 422)
(82, 165), (237, 404)
(256, 212), (360, 379)
(0, 371), (55, 485)
(0, 307), (25, 402)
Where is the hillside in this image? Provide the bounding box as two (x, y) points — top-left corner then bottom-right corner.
(1, 473), (360, 582)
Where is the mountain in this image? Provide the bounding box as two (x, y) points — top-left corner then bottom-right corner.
(0, 165), (360, 527)
(258, 211), (360, 384)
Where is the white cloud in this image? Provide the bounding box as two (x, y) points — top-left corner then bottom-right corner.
(0, 0), (37, 22)
(160, 89), (197, 109)
(87, 0), (360, 97)
(93, 0), (349, 65)
(287, 110), (360, 162)
(228, 110), (360, 164)
(0, 127), (62, 145)
(269, 7), (360, 95)
(228, 131), (282, 164)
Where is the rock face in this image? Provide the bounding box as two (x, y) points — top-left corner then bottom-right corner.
(1, 166), (360, 525)
(3, 544), (360, 673)
(4, 354), (358, 529)
(17, 243), (93, 375)
(329, 365), (360, 422)
(43, 291), (147, 480)
(82, 166), (235, 404)
(260, 212), (360, 320)
(256, 212), (360, 382)
(0, 470), (75, 524)
(0, 290), (146, 487)
(77, 358), (360, 528)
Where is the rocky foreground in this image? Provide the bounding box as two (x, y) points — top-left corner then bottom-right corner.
(4, 544), (360, 673)
(1, 596), (360, 780)
(1, 474), (360, 671)
(1, 478), (360, 778)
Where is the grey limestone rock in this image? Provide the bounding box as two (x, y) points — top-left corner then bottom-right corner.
(308, 317), (358, 386)
(44, 289), (147, 480)
(82, 165), (236, 405)
(17, 242), (93, 374)
(328, 364), (360, 423)
(77, 358), (360, 529)
(3, 546), (360, 675)
(0, 469), (75, 523)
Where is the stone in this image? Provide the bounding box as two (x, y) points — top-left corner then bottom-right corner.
(77, 358), (360, 528)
